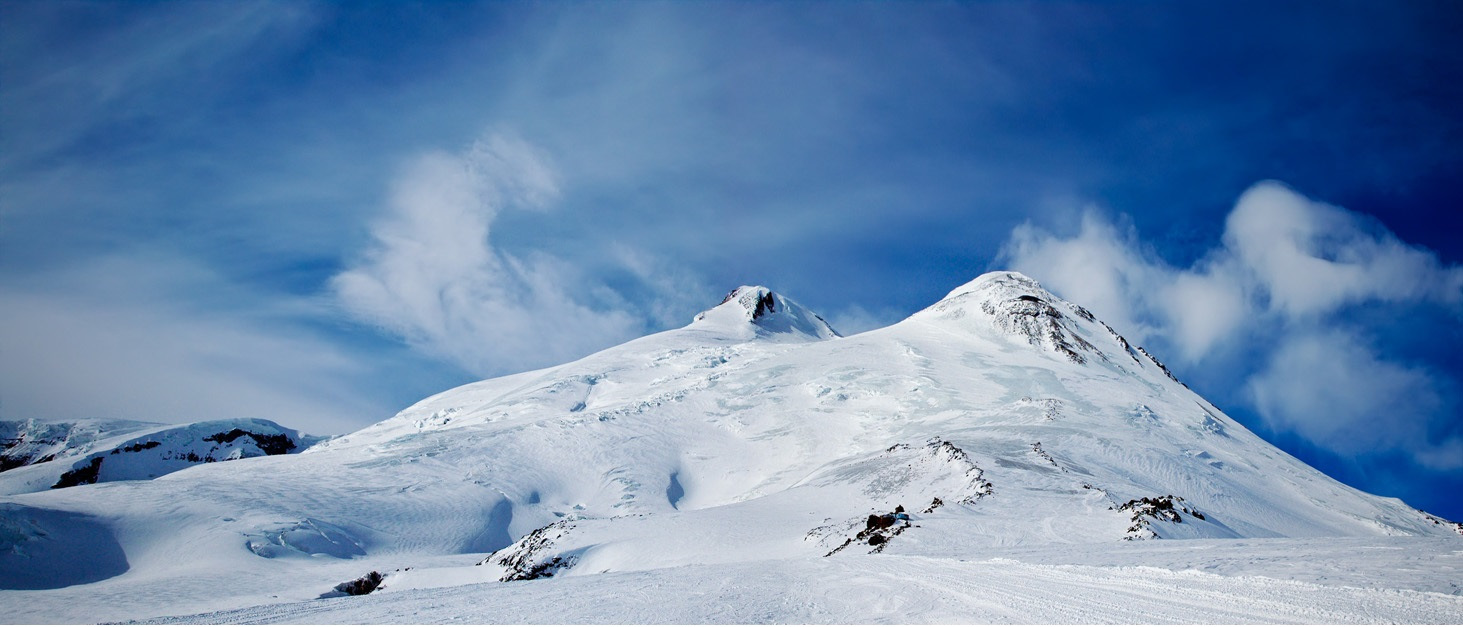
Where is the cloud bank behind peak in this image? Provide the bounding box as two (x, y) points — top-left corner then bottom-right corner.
(1002, 181), (1463, 472)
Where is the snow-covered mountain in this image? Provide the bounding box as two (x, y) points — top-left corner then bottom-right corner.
(0, 418), (322, 496)
(1, 271), (1459, 623)
(1, 418), (162, 473)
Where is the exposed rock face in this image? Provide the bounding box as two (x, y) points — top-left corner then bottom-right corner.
(7, 269), (1463, 620)
(922, 439), (994, 503)
(1423, 514), (1463, 536)
(4, 418), (320, 496)
(52, 457), (104, 489)
(332, 571), (383, 596)
(203, 429), (297, 456)
(728, 288), (778, 320)
(1137, 346), (1183, 384)
(1103, 322), (1143, 365)
(1118, 495), (1208, 540)
(484, 520), (578, 582)
(915, 272), (1195, 392)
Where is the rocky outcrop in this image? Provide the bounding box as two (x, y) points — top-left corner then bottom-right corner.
(1423, 514), (1463, 536)
(51, 457), (104, 489)
(482, 520), (578, 582)
(330, 571), (383, 596)
(1118, 495), (1207, 540)
(202, 429), (297, 456)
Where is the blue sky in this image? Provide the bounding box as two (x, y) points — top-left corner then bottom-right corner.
(2, 2), (1459, 519)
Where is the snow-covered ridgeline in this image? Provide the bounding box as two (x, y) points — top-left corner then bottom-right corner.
(0, 418), (321, 496)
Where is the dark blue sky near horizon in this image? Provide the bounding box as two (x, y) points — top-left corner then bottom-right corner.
(2, 2), (1460, 519)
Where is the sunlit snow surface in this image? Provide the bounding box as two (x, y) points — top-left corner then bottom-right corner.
(2, 272), (1460, 623)
(143, 540), (1463, 624)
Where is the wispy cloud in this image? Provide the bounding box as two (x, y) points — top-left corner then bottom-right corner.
(1003, 213), (1168, 348)
(1001, 181), (1463, 469)
(332, 133), (701, 376)
(1247, 328), (1450, 468)
(1224, 183), (1463, 316)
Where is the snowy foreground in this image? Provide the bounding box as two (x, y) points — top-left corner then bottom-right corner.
(3, 273), (1462, 623)
(134, 538), (1463, 624)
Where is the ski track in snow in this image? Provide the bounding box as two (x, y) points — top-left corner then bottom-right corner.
(137, 555), (1463, 625)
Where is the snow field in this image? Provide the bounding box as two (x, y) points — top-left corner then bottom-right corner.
(138, 549), (1463, 624)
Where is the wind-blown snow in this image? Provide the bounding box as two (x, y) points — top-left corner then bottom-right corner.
(1, 271), (1459, 624)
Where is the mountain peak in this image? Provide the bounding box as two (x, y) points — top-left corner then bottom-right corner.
(691, 285), (839, 340)
(719, 286), (780, 320)
(917, 271), (1106, 364)
(923, 271), (1069, 320)
(939, 271), (1050, 303)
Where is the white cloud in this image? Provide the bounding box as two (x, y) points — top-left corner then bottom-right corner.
(332, 133), (688, 376)
(1225, 182), (1462, 317)
(1246, 329), (1458, 469)
(1001, 212), (1165, 344)
(1003, 181), (1462, 361)
(1000, 180), (1462, 469)
(1153, 260), (1250, 361)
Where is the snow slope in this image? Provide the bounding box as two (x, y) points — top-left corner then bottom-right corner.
(1, 272), (1459, 623)
(141, 540), (1463, 624)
